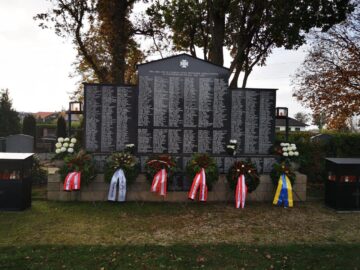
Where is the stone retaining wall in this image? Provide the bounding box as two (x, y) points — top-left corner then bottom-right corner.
(47, 170), (307, 202)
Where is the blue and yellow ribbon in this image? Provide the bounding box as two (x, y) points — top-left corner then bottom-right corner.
(273, 173), (293, 207)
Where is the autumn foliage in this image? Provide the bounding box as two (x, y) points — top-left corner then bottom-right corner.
(293, 9), (360, 130)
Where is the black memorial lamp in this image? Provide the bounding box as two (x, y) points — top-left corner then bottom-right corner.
(68, 101), (83, 136)
(276, 107), (289, 141)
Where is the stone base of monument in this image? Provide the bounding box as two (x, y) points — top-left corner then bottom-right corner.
(47, 170), (307, 202)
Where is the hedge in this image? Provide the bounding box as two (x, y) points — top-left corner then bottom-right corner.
(276, 132), (360, 184)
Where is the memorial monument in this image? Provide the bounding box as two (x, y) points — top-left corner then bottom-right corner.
(84, 54), (277, 174)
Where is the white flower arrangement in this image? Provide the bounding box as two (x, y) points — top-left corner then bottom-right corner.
(226, 139), (238, 156)
(280, 142), (299, 157)
(54, 137), (78, 158)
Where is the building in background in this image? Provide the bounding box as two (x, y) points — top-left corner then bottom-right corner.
(276, 117), (308, 132)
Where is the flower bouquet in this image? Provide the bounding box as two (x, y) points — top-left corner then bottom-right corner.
(144, 154), (178, 183)
(104, 152), (140, 186)
(226, 160), (260, 193)
(59, 150), (96, 187)
(186, 153), (219, 191)
(226, 139), (238, 156)
(54, 137), (78, 159)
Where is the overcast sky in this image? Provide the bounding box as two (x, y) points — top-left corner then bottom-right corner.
(0, 0), (310, 117)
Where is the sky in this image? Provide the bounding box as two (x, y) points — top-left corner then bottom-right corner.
(0, 0), (311, 117)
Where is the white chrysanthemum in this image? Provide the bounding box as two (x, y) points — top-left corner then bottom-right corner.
(70, 138), (77, 143)
(292, 146), (297, 150)
(294, 151), (299, 156)
(69, 143), (74, 148)
(125, 143), (134, 147)
(64, 137), (70, 142)
(55, 149), (61, 154)
(289, 151), (294, 156)
(63, 143), (69, 148)
(280, 143), (285, 147)
(58, 137), (64, 143)
(67, 148), (74, 153)
(283, 152), (289, 157)
(291, 144), (296, 147)
(227, 145), (236, 149)
(230, 139), (237, 144)
(282, 147), (288, 152)
(55, 143), (62, 148)
(61, 147), (66, 152)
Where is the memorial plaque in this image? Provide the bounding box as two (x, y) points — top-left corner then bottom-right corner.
(101, 86), (116, 152)
(137, 54), (230, 165)
(230, 90), (246, 153)
(84, 85), (102, 151)
(244, 90), (260, 154)
(230, 88), (276, 156)
(116, 86), (137, 151)
(84, 54), (277, 178)
(84, 84), (137, 152)
(258, 91), (276, 154)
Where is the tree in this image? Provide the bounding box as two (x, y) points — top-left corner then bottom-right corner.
(56, 115), (67, 138)
(145, 0), (354, 87)
(293, 7), (360, 130)
(0, 89), (21, 137)
(294, 112), (310, 125)
(22, 114), (37, 138)
(35, 0), (145, 91)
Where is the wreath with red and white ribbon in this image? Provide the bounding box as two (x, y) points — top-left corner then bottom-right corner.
(226, 160), (260, 208)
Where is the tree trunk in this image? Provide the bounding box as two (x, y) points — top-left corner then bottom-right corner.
(208, 0), (230, 66)
(98, 0), (131, 84)
(242, 70), (251, 88)
(230, 68), (241, 88)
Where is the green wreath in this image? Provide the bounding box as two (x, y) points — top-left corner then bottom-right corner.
(226, 160), (260, 193)
(103, 152), (140, 186)
(185, 153), (219, 190)
(59, 150), (97, 186)
(144, 154), (178, 185)
(270, 161), (296, 186)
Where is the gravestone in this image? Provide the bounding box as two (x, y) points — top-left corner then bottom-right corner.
(84, 54), (277, 174)
(6, 134), (34, 153)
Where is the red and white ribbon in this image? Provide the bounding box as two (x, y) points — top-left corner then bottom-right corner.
(188, 168), (207, 202)
(235, 175), (247, 208)
(63, 172), (81, 191)
(150, 169), (167, 196)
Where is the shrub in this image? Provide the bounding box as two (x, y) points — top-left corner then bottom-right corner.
(56, 116), (67, 138)
(276, 132), (360, 184)
(22, 114), (36, 138)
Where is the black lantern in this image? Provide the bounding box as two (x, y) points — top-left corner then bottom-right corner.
(69, 101), (83, 112)
(276, 107), (289, 141)
(68, 101), (83, 136)
(275, 107), (288, 118)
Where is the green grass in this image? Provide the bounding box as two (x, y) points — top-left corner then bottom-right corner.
(1, 200), (360, 269)
(1, 244), (360, 269)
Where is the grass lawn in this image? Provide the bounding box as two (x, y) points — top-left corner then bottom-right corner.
(1, 196), (360, 269)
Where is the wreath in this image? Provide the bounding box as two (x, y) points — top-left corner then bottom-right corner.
(144, 154), (178, 184)
(59, 150), (97, 186)
(103, 152), (140, 186)
(185, 153), (219, 190)
(270, 161), (296, 186)
(226, 160), (260, 192)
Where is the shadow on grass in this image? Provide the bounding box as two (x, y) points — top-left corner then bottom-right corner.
(1, 244), (359, 269)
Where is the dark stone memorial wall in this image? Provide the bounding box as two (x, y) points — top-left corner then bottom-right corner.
(84, 84), (137, 152)
(84, 54), (277, 174)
